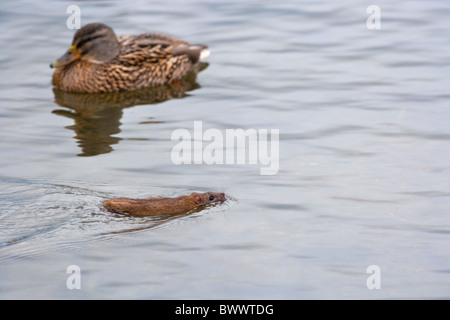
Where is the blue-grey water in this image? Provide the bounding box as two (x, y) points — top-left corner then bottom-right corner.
(0, 0), (449, 299)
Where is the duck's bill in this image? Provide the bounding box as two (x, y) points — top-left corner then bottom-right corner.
(50, 46), (79, 68)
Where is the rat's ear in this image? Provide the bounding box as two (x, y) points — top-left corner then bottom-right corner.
(192, 193), (204, 205)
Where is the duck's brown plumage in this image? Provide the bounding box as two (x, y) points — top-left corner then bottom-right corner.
(51, 23), (209, 93)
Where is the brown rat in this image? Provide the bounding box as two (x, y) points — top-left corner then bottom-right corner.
(103, 192), (226, 217)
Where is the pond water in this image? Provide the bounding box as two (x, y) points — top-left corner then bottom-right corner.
(0, 0), (449, 299)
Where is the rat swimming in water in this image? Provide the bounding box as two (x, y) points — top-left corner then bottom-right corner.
(103, 192), (226, 217)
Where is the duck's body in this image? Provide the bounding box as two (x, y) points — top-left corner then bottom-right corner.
(51, 23), (209, 93)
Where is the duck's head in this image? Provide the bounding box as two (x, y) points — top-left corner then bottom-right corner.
(50, 23), (120, 68)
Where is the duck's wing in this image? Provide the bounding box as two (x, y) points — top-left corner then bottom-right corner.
(118, 33), (190, 47)
(117, 33), (209, 65)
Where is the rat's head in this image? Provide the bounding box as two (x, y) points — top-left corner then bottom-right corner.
(191, 192), (226, 206)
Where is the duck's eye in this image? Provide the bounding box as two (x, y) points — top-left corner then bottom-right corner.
(209, 195), (214, 201)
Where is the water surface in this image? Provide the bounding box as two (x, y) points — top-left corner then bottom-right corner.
(0, 0), (449, 299)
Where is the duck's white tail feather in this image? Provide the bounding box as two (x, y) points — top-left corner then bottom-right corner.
(199, 47), (210, 60)
(170, 44), (210, 63)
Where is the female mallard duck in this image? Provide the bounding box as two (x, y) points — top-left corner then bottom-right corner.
(50, 23), (210, 93)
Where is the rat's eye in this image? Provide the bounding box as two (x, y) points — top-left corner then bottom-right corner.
(209, 195), (214, 201)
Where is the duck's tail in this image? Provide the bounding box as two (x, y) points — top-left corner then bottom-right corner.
(171, 44), (210, 64)
(198, 46), (210, 60)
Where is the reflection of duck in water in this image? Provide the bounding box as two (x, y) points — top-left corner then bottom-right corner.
(50, 23), (210, 93)
(52, 63), (207, 157)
